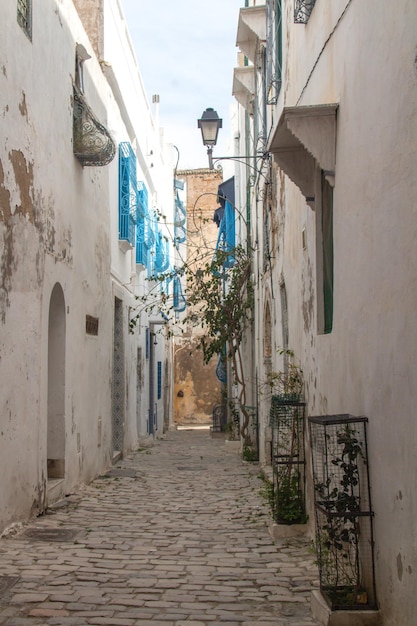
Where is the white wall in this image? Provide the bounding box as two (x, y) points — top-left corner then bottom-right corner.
(260, 1), (417, 623)
(0, 0), (174, 532)
(103, 0), (175, 443)
(0, 0), (116, 528)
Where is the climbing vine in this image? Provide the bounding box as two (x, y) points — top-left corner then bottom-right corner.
(129, 241), (254, 443)
(183, 244), (254, 442)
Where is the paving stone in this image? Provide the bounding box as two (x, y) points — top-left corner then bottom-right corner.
(0, 430), (319, 625)
(28, 607), (70, 617)
(11, 592), (50, 603)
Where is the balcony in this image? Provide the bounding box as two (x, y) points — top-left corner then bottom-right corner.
(268, 103), (338, 207)
(294, 0), (316, 24)
(232, 66), (255, 115)
(73, 85), (115, 166)
(236, 5), (266, 64)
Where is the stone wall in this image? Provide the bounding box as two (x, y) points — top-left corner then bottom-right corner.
(174, 168), (224, 425)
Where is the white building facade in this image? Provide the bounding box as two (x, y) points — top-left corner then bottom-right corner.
(0, 0), (174, 532)
(231, 0), (417, 624)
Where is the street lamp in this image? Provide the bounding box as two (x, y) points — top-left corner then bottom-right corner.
(197, 107), (222, 169)
(198, 107), (271, 175)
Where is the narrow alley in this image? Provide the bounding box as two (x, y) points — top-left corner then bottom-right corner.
(0, 429), (319, 626)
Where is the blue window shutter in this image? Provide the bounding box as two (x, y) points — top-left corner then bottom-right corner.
(136, 181), (148, 265)
(119, 142), (137, 246)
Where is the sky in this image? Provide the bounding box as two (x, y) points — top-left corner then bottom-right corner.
(120, 0), (243, 170)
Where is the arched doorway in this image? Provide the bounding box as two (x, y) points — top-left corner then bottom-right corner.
(47, 283), (66, 479)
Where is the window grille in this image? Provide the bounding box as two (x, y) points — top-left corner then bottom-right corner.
(136, 181), (148, 265)
(136, 181), (158, 275)
(85, 315), (99, 336)
(294, 0), (316, 24)
(17, 0), (32, 39)
(118, 143), (137, 247)
(266, 0), (282, 105)
(174, 191), (186, 247)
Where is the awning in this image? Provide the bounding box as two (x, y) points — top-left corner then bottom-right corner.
(236, 5), (266, 64)
(268, 103), (338, 206)
(232, 66), (255, 115)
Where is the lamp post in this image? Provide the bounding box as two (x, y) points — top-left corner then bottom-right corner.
(197, 108), (222, 169)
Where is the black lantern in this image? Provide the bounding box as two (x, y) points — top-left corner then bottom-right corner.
(197, 108), (222, 168)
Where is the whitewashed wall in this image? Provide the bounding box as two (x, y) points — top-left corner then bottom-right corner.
(0, 0), (174, 532)
(247, 1), (417, 623)
(0, 0), (115, 528)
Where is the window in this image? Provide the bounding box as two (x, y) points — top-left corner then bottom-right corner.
(17, 0), (32, 39)
(118, 142), (137, 248)
(317, 174), (334, 334)
(322, 177), (334, 333)
(266, 0), (283, 104)
(214, 200), (236, 268)
(157, 361), (162, 400)
(85, 315), (99, 336)
(145, 328), (150, 359)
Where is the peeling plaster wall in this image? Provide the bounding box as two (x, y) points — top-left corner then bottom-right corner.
(0, 0), (114, 530)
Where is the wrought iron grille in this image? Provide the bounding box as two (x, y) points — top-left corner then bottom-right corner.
(266, 0), (283, 105)
(294, 0), (316, 24)
(309, 414), (376, 610)
(73, 86), (115, 166)
(270, 397), (306, 524)
(17, 0), (31, 38)
(119, 142), (137, 247)
(174, 191), (186, 246)
(136, 181), (149, 265)
(135, 182), (157, 275)
(212, 404), (227, 432)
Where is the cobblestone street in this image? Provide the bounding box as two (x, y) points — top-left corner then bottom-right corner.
(0, 429), (319, 626)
